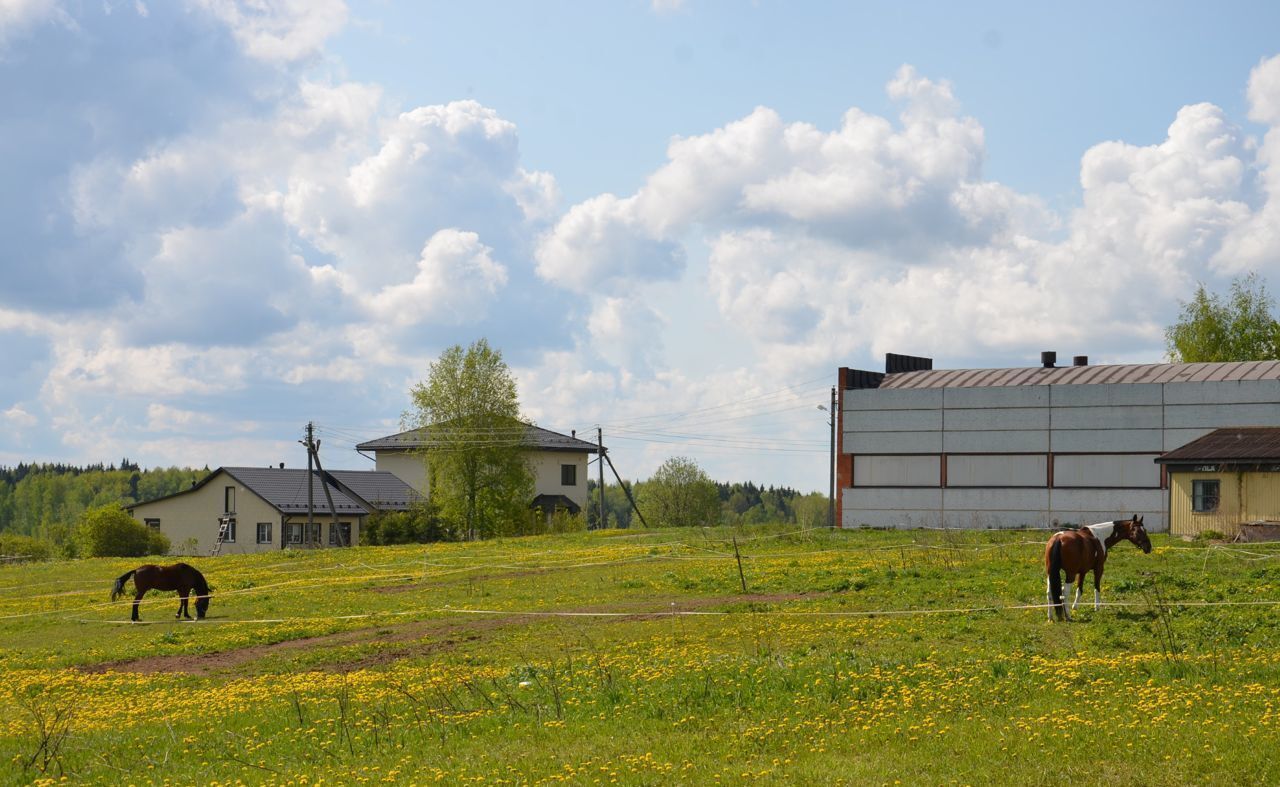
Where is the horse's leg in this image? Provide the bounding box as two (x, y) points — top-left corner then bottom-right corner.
(1094, 566), (1104, 610)
(132, 591), (144, 622)
(1071, 574), (1084, 611)
(1045, 576), (1053, 621)
(177, 591), (190, 620)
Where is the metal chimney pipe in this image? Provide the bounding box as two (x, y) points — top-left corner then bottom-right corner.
(1073, 355), (1088, 366)
(1041, 351), (1056, 368)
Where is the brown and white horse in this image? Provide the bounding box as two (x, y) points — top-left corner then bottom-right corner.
(1044, 514), (1151, 621)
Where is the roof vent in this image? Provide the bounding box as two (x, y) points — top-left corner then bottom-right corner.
(1073, 355), (1088, 367)
(279, 462), (285, 469)
(1041, 351), (1057, 368)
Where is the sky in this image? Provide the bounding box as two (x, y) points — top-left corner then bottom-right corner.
(4, 1), (1280, 492)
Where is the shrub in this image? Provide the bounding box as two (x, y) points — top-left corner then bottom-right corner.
(0, 533), (54, 562)
(363, 502), (455, 545)
(1195, 529), (1226, 542)
(74, 505), (170, 557)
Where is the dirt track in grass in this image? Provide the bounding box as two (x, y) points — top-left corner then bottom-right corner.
(76, 592), (821, 676)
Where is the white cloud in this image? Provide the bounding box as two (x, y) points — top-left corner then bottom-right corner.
(367, 230), (508, 327)
(3, 405), (37, 428)
(190, 0), (347, 62)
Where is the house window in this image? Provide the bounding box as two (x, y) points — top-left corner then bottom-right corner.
(561, 463), (577, 486)
(1192, 479), (1220, 513)
(144, 518), (161, 531)
(256, 523), (273, 544)
(219, 517), (236, 543)
(287, 523), (303, 544)
(328, 522), (352, 546)
(306, 522), (322, 544)
(224, 486), (236, 513)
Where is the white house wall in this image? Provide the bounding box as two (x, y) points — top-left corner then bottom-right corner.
(374, 451), (431, 496)
(527, 451), (591, 511)
(841, 377), (1280, 532)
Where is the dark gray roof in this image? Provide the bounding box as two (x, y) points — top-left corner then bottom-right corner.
(222, 467), (369, 515)
(1156, 427), (1280, 464)
(129, 467), (416, 515)
(326, 470), (421, 511)
(357, 423), (601, 453)
(878, 359), (1280, 390)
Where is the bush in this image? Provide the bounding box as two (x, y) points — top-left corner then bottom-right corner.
(74, 505), (170, 557)
(363, 502), (455, 545)
(0, 533), (54, 562)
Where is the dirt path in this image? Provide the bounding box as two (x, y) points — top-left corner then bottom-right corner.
(78, 591), (826, 676)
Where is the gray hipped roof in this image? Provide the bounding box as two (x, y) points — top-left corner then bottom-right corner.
(357, 423), (601, 453)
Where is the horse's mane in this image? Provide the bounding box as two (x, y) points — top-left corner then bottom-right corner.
(189, 566), (210, 595)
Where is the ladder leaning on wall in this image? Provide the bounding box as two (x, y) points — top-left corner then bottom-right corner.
(211, 514), (234, 557)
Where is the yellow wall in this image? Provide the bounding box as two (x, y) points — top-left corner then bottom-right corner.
(1169, 470), (1280, 537)
(376, 448), (591, 511)
(131, 471), (363, 555)
(375, 451), (431, 496)
(528, 451), (591, 511)
(130, 471), (282, 556)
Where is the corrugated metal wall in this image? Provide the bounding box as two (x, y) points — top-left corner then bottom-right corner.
(1170, 471), (1280, 537)
(841, 378), (1280, 531)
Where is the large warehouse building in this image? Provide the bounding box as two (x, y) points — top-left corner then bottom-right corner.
(837, 353), (1280, 532)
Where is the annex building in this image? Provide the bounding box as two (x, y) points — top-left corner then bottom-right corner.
(128, 467), (419, 554)
(837, 353), (1280, 532)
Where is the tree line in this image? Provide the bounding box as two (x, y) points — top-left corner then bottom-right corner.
(0, 464), (202, 545)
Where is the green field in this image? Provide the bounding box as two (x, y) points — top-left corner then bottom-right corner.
(2, 526), (1279, 785)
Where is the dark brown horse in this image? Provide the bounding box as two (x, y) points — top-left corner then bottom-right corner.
(1044, 514), (1151, 621)
(111, 563), (211, 622)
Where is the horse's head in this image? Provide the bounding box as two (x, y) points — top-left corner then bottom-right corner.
(195, 589), (211, 619)
(1123, 514), (1152, 554)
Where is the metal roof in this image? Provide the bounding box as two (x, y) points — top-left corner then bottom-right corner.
(1156, 428), (1280, 464)
(357, 423), (601, 453)
(877, 359), (1280, 390)
(130, 467), (417, 515)
(326, 470), (421, 511)
(221, 467), (369, 515)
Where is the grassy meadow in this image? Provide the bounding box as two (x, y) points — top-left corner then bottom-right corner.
(1, 525), (1279, 785)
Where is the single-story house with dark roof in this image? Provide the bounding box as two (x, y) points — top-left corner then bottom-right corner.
(356, 423), (601, 516)
(127, 466), (420, 555)
(1156, 427), (1280, 538)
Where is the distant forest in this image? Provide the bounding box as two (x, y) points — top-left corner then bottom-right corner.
(588, 479), (827, 530)
(0, 461), (204, 541)
(1, 461), (827, 546)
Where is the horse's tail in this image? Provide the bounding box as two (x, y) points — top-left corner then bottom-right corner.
(111, 569), (137, 601)
(1047, 538), (1065, 619)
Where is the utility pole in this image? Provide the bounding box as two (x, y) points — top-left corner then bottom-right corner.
(597, 427), (606, 530)
(829, 386), (836, 529)
(308, 437), (348, 547)
(301, 422), (315, 547)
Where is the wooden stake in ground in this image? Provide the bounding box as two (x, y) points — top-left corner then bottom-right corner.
(733, 535), (747, 593)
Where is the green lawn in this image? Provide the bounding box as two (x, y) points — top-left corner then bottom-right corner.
(1, 526), (1279, 785)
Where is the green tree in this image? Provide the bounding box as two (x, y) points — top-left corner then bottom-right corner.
(636, 456), (720, 528)
(1165, 273), (1280, 363)
(74, 505), (170, 558)
(407, 339), (535, 540)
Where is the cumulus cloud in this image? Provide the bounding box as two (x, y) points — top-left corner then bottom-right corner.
(189, 0), (347, 62)
(367, 230), (509, 327)
(548, 60), (1280, 377)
